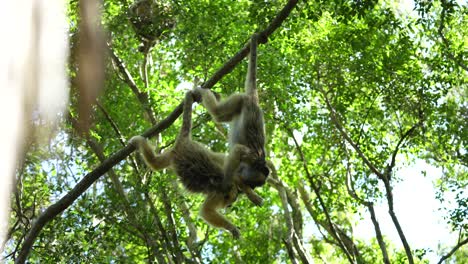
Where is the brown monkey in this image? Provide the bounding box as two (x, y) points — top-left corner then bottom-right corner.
(130, 91), (263, 239)
(195, 33), (269, 191)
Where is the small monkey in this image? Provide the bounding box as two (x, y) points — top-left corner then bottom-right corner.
(195, 33), (270, 191)
(130, 91), (263, 239)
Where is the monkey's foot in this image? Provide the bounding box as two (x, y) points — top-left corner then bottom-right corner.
(190, 88), (202, 103)
(250, 195), (263, 207)
(228, 226), (241, 239)
(129, 135), (146, 147)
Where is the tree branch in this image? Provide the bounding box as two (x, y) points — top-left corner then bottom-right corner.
(72, 118), (167, 260)
(437, 237), (468, 264)
(267, 163), (312, 264)
(109, 47), (157, 125)
(318, 84), (412, 262)
(96, 101), (140, 171)
(201, 0), (298, 89)
(388, 124), (419, 177)
(344, 159), (390, 264)
(15, 104), (183, 263)
(320, 89), (383, 179)
(286, 127), (355, 264)
(14, 1), (300, 262)
(438, 1), (468, 72)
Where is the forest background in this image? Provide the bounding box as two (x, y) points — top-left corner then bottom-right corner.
(2, 0), (467, 263)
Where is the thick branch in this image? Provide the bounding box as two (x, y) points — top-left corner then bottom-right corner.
(383, 179), (414, 264)
(15, 108), (180, 263)
(368, 205), (390, 264)
(15, 1), (300, 262)
(323, 89), (413, 262)
(73, 119), (166, 261)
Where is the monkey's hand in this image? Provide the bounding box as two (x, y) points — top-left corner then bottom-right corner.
(240, 184), (264, 206)
(129, 135), (146, 147)
(249, 195), (263, 207)
(193, 87), (221, 102)
(228, 226), (241, 239)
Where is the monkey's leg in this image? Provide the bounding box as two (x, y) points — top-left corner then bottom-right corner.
(196, 87), (246, 123)
(200, 193), (240, 239)
(179, 91), (195, 138)
(130, 136), (172, 170)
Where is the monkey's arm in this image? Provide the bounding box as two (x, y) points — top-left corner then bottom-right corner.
(222, 144), (254, 191)
(238, 182), (263, 206)
(129, 136), (172, 170)
(200, 194), (240, 239)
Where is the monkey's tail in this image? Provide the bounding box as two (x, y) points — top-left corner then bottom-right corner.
(180, 91), (194, 138)
(246, 33), (259, 104)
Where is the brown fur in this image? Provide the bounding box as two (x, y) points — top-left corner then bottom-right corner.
(195, 33), (269, 191)
(130, 91), (263, 238)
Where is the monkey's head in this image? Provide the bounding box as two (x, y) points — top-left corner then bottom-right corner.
(238, 158), (269, 188)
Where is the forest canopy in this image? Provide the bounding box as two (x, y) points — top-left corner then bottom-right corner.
(2, 0), (467, 263)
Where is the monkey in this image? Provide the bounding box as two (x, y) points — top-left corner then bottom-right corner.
(129, 90), (263, 239)
(195, 33), (270, 192)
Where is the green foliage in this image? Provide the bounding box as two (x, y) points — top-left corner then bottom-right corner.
(4, 0), (467, 263)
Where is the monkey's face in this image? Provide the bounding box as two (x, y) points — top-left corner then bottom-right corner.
(238, 161), (269, 188)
